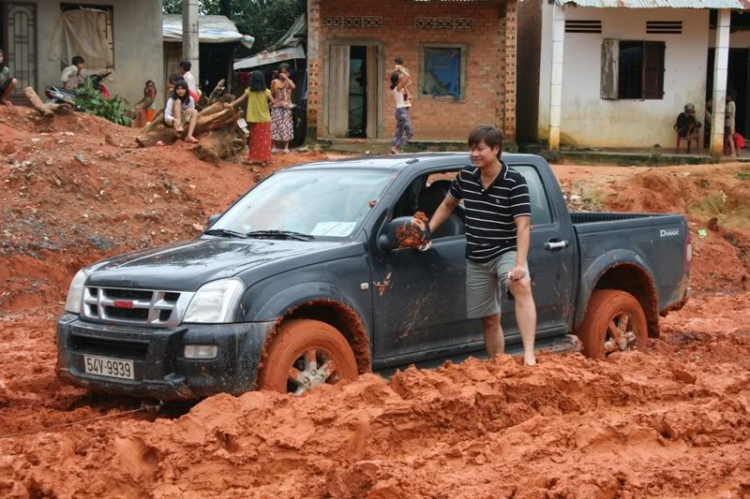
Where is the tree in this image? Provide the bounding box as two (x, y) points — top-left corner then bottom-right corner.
(162, 0), (305, 54)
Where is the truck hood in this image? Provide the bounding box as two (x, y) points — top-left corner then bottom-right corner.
(86, 237), (341, 291)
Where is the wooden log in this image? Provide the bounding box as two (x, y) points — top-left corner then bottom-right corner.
(135, 104), (240, 148)
(23, 87), (74, 117)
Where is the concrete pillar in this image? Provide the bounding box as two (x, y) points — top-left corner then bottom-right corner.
(710, 9), (731, 157)
(548, 4), (565, 151)
(182, 0), (200, 87)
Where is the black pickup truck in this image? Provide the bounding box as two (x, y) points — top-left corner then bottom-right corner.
(57, 153), (691, 399)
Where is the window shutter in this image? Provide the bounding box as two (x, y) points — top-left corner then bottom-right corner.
(643, 41), (665, 99)
(601, 39), (619, 100)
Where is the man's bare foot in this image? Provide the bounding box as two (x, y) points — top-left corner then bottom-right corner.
(524, 354), (537, 366)
(184, 136), (198, 143)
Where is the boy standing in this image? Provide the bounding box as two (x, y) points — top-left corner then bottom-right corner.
(179, 60), (200, 104)
(428, 126), (537, 366)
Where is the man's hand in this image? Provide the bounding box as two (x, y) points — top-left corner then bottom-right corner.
(509, 264), (527, 282)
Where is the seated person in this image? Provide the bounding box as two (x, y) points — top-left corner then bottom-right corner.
(61, 56), (87, 91)
(674, 103), (701, 139)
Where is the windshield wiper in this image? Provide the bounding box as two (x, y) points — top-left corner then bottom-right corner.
(203, 228), (249, 239)
(245, 230), (315, 241)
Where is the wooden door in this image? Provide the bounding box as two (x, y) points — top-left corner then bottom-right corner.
(328, 44), (350, 137)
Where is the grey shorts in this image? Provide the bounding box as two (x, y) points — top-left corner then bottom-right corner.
(466, 251), (530, 319)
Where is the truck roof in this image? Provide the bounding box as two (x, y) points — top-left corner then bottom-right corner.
(286, 152), (544, 172)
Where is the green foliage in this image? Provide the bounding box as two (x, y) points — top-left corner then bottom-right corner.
(73, 79), (132, 127)
(162, 0), (305, 55)
(737, 170), (750, 181)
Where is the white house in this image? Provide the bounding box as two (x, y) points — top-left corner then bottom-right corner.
(517, 0), (748, 156)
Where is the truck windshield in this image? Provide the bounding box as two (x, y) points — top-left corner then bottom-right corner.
(210, 169), (393, 239)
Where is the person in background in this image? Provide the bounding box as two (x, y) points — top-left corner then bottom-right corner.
(674, 103), (701, 147)
(230, 70), (276, 165)
(0, 48), (18, 106)
(164, 80), (198, 143)
(61, 56), (87, 91)
(134, 80), (157, 127)
(179, 60), (200, 104)
(390, 71), (414, 154)
(270, 63), (296, 154)
(725, 92), (737, 158)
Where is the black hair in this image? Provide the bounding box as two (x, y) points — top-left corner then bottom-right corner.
(145, 80), (155, 87)
(390, 71), (403, 90)
(468, 126), (504, 159)
(278, 62), (291, 74)
(395, 57), (404, 65)
(249, 70), (266, 92)
(179, 60), (192, 72)
(171, 80), (190, 101)
(72, 56), (85, 66)
(168, 73), (182, 85)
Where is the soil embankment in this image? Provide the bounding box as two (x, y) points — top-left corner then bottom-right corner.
(1, 108), (750, 497)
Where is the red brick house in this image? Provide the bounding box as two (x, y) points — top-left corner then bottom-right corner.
(305, 0), (519, 146)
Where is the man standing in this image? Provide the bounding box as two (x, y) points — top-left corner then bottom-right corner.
(179, 60), (200, 104)
(428, 126), (537, 365)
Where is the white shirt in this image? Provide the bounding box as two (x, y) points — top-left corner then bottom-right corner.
(164, 96), (195, 123)
(393, 88), (410, 109)
(183, 71), (197, 93)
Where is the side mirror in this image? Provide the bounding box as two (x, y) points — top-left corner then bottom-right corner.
(378, 216), (431, 252)
(207, 214), (221, 227)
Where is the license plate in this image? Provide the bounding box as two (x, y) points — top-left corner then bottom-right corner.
(84, 355), (134, 380)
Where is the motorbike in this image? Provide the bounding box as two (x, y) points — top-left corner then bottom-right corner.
(45, 71), (111, 106)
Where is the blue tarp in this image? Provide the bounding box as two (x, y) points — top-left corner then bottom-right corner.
(424, 48), (460, 98)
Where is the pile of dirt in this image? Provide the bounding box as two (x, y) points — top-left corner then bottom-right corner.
(0, 106), (329, 311)
(2, 292), (750, 497)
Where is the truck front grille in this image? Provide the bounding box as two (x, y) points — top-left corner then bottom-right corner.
(81, 286), (195, 328)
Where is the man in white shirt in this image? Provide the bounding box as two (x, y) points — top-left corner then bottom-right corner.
(179, 60), (200, 103)
(61, 56), (86, 91)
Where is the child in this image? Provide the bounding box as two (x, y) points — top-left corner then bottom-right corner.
(179, 60), (200, 105)
(164, 81), (198, 143)
(61, 56), (86, 91)
(0, 49), (18, 106)
(393, 57), (412, 91)
(134, 80), (157, 127)
(270, 63), (296, 154)
(230, 70), (276, 165)
(390, 71), (413, 154)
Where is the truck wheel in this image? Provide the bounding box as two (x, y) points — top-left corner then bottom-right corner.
(577, 290), (648, 360)
(258, 319), (358, 395)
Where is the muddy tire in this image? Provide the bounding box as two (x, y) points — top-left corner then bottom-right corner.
(257, 319), (358, 394)
(577, 290), (648, 360)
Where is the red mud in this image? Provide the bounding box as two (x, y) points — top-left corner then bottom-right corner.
(394, 211), (430, 249)
(1, 109), (750, 497)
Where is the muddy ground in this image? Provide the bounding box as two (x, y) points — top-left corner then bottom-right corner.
(1, 107), (750, 497)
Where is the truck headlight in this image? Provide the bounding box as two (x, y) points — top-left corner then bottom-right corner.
(183, 278), (245, 323)
(64, 268), (89, 314)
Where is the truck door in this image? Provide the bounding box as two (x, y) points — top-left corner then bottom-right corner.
(505, 162), (577, 337)
(369, 168), (481, 362)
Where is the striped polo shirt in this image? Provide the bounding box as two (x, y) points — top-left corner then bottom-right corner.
(448, 162), (531, 263)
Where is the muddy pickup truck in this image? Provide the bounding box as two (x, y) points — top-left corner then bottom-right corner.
(57, 153), (691, 399)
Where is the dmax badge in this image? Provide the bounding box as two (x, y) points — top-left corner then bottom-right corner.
(660, 229), (679, 237)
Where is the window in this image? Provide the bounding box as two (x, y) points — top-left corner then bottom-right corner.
(511, 166), (553, 226)
(601, 40), (665, 100)
(420, 45), (466, 99)
(60, 4), (115, 70)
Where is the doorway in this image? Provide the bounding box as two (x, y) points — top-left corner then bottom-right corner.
(1, 2), (38, 102)
(707, 48), (749, 138)
(327, 43), (379, 138)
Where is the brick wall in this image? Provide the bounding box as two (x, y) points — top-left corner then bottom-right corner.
(307, 0), (517, 143)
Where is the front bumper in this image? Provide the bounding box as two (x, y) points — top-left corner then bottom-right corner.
(56, 313), (275, 400)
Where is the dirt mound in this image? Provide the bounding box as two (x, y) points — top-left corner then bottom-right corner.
(0, 106), (329, 311)
(1, 292), (750, 497)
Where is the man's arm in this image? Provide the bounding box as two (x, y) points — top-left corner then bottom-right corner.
(428, 195), (459, 234)
(510, 216), (531, 281)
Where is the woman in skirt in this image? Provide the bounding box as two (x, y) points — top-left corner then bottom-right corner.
(231, 70), (275, 164)
(270, 63), (296, 154)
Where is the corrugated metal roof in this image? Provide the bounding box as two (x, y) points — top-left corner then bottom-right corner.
(554, 0), (750, 9)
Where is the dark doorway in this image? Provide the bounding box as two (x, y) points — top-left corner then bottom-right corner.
(707, 48), (750, 137)
(348, 45), (368, 138)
